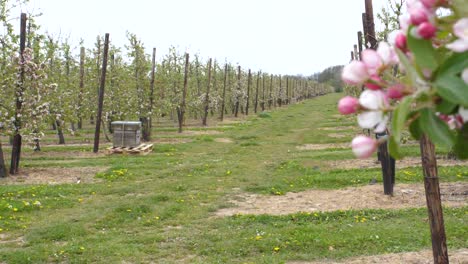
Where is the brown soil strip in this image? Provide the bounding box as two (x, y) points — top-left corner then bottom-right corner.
(214, 138), (234, 143)
(288, 248), (468, 264)
(326, 157), (468, 170)
(0, 166), (109, 185)
(215, 182), (467, 216)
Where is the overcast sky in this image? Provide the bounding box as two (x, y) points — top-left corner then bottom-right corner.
(17, 0), (388, 75)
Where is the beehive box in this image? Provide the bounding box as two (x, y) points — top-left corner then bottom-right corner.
(111, 121), (141, 148)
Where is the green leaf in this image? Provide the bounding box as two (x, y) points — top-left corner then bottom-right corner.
(435, 98), (457, 114)
(409, 116), (422, 140)
(407, 29), (439, 71)
(453, 124), (468, 159)
(435, 75), (468, 106)
(389, 97), (412, 159)
(391, 97), (412, 140)
(419, 108), (455, 149)
(435, 51), (468, 77)
(389, 136), (402, 160)
(434, 51), (468, 106)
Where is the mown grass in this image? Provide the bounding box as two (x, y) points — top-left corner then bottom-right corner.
(0, 93), (466, 263)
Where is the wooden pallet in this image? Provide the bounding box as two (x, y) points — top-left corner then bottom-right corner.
(107, 143), (153, 155)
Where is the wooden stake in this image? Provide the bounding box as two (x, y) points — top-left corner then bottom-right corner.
(234, 66), (241, 117)
(78, 47), (85, 129)
(178, 53), (190, 133)
(357, 31), (363, 60)
(149, 47), (156, 132)
(254, 72), (259, 113)
(202, 58), (212, 126)
(362, 13), (369, 48)
(93, 33), (110, 153)
(10, 13), (27, 175)
(246, 69), (251, 115)
(420, 134), (449, 264)
(365, 0), (377, 49)
(261, 73), (266, 111)
(220, 64), (228, 121)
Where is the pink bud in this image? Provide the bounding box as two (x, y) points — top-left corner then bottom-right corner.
(418, 22), (437, 39)
(387, 84), (405, 99)
(365, 75), (384, 90)
(342, 61), (369, 85)
(395, 33), (408, 51)
(351, 136), (378, 159)
(410, 8), (429, 25)
(338, 96), (359, 115)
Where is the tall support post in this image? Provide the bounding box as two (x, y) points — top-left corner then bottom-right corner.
(10, 13), (27, 175)
(93, 33), (110, 153)
(254, 72), (259, 113)
(78, 47), (85, 129)
(220, 64), (228, 121)
(362, 13), (369, 48)
(234, 66), (241, 117)
(202, 58), (212, 126)
(246, 69), (251, 115)
(269, 74), (273, 109)
(177, 53), (190, 133)
(420, 134), (449, 264)
(149, 47), (156, 131)
(261, 73), (266, 111)
(357, 31), (363, 60)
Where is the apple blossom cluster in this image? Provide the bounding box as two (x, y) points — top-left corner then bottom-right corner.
(339, 0), (468, 159)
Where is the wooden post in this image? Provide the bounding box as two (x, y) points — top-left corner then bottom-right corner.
(364, 0), (394, 195)
(269, 74), (273, 108)
(365, 0), (377, 49)
(350, 51), (354, 62)
(234, 66), (241, 117)
(278, 75), (282, 107)
(419, 134), (449, 264)
(93, 33), (109, 153)
(362, 13), (369, 48)
(10, 13), (27, 175)
(246, 69), (251, 115)
(357, 31), (363, 60)
(254, 72), (259, 113)
(220, 64), (228, 121)
(202, 58), (212, 126)
(78, 47), (85, 129)
(178, 53), (190, 133)
(261, 73), (266, 111)
(353, 45), (358, 60)
(149, 47), (156, 132)
(0, 141), (7, 178)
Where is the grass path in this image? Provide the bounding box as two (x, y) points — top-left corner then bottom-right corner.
(0, 93), (466, 263)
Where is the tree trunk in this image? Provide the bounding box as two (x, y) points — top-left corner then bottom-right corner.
(78, 47), (85, 130)
(149, 47), (156, 131)
(420, 134), (449, 264)
(255, 72), (259, 113)
(56, 120), (65, 145)
(93, 33), (110, 153)
(0, 141), (7, 178)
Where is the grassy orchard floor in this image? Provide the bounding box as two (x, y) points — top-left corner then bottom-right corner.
(0, 93), (466, 263)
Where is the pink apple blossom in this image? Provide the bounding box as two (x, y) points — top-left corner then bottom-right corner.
(338, 96), (359, 115)
(351, 135), (378, 159)
(418, 22), (437, 39)
(357, 90), (389, 133)
(361, 49), (383, 75)
(421, 0), (437, 8)
(410, 8), (429, 25)
(342, 61), (369, 85)
(446, 18), (468, 52)
(377, 42), (399, 66)
(399, 14), (411, 32)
